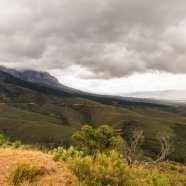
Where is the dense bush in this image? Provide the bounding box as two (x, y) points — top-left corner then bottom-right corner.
(68, 151), (146, 186)
(10, 162), (45, 185)
(72, 125), (123, 155)
(146, 168), (170, 186)
(0, 125), (185, 186)
(49, 146), (83, 161)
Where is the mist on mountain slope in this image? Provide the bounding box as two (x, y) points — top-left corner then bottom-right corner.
(124, 90), (186, 101)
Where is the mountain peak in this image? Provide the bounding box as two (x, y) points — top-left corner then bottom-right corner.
(0, 66), (85, 94)
(0, 66), (59, 85)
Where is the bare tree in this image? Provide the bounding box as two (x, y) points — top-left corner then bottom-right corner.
(156, 132), (173, 162)
(124, 128), (144, 166)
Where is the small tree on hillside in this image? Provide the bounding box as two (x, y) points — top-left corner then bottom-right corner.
(72, 125), (122, 155)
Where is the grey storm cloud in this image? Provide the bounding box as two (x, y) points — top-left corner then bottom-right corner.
(0, 0), (186, 78)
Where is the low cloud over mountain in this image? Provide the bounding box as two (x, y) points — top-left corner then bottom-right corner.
(125, 90), (186, 101)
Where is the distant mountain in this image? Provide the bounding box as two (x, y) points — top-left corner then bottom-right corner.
(0, 66), (82, 94)
(0, 66), (166, 107)
(0, 69), (167, 109)
(0, 70), (73, 103)
(0, 66), (58, 84)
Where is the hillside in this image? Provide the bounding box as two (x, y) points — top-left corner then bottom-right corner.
(0, 149), (76, 185)
(0, 70), (186, 162)
(0, 139), (185, 186)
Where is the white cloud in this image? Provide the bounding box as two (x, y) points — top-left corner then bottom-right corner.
(0, 0), (186, 78)
(0, 0), (186, 98)
(50, 67), (186, 96)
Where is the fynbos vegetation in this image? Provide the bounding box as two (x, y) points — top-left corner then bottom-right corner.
(0, 124), (185, 185)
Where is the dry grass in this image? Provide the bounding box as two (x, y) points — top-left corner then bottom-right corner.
(0, 148), (76, 186)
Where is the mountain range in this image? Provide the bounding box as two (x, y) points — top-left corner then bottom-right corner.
(0, 66), (186, 162)
(2, 66), (185, 106)
(0, 66), (167, 107)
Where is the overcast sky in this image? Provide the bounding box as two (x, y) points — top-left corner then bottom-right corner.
(0, 0), (186, 98)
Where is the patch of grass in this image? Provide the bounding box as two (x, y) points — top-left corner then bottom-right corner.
(0, 148), (75, 185)
(10, 162), (45, 185)
(0, 104), (63, 125)
(37, 104), (86, 128)
(17, 123), (75, 145)
(11, 140), (22, 149)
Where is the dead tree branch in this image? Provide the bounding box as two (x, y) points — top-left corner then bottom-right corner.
(124, 128), (144, 166)
(156, 132), (173, 162)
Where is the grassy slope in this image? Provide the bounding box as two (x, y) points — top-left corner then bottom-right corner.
(0, 149), (76, 185)
(0, 104), (75, 145)
(0, 101), (186, 161)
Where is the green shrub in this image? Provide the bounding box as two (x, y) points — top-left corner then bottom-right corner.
(0, 134), (7, 146)
(12, 140), (22, 149)
(72, 125), (123, 155)
(146, 168), (170, 186)
(49, 146), (83, 161)
(11, 140), (33, 151)
(10, 162), (45, 185)
(69, 155), (93, 184)
(68, 151), (143, 186)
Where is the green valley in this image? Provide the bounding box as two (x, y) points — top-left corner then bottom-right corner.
(0, 70), (186, 162)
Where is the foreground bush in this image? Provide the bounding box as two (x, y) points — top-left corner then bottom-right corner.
(146, 168), (170, 186)
(68, 151), (146, 185)
(10, 162), (45, 185)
